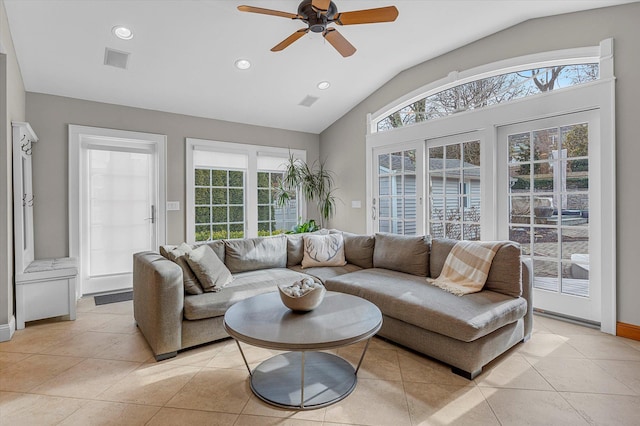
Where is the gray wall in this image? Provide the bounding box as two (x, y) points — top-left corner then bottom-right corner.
(0, 0), (25, 338)
(25, 93), (320, 257)
(319, 3), (640, 326)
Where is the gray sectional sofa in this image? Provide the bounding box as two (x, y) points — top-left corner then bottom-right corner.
(133, 231), (532, 379)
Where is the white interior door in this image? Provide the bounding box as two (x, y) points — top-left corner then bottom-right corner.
(69, 126), (166, 296)
(497, 111), (600, 323)
(372, 144), (424, 235)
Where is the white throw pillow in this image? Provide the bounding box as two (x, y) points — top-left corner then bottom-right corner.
(301, 233), (347, 268)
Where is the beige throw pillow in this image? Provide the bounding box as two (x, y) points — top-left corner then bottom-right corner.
(164, 244), (203, 295)
(301, 233), (347, 268)
(185, 244), (233, 292)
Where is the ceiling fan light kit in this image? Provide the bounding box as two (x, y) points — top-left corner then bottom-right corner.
(238, 0), (398, 57)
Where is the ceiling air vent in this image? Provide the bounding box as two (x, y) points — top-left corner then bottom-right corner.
(298, 95), (319, 107)
(104, 47), (130, 69)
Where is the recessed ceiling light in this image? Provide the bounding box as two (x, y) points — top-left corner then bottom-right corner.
(317, 81), (331, 90)
(235, 59), (251, 70)
(112, 26), (133, 40)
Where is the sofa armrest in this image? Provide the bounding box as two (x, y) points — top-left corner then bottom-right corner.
(133, 251), (184, 359)
(520, 257), (534, 340)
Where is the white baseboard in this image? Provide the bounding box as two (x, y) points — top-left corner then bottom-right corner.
(0, 316), (16, 342)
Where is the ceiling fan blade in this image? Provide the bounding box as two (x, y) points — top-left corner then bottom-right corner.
(312, 0), (332, 12)
(237, 5), (300, 20)
(271, 29), (309, 52)
(334, 6), (399, 25)
(323, 28), (356, 57)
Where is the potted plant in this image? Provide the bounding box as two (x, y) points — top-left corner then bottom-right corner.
(276, 153), (337, 229)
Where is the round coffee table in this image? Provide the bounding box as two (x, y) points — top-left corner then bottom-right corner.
(223, 291), (382, 410)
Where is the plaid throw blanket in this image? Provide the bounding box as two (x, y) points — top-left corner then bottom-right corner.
(427, 241), (504, 296)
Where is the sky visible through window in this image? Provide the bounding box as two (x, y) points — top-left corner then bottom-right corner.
(377, 64), (599, 132)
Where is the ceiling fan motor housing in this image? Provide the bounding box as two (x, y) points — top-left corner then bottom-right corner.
(298, 0), (338, 32)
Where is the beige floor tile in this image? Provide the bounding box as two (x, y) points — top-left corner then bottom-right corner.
(165, 367), (251, 413)
(0, 391), (86, 425)
(207, 342), (282, 370)
(0, 354), (84, 392)
(525, 356), (635, 395)
(30, 358), (140, 398)
(88, 314), (139, 334)
(0, 351), (32, 370)
(620, 336), (640, 351)
(481, 387), (589, 425)
(397, 351), (471, 386)
(0, 325), (79, 354)
(76, 296), (97, 312)
(242, 395), (327, 422)
(592, 359), (640, 394)
(336, 346), (402, 381)
(96, 362), (200, 406)
(39, 331), (123, 358)
(565, 334), (640, 361)
(156, 341), (226, 368)
(516, 332), (586, 358)
(475, 353), (553, 390)
(98, 333), (154, 362)
(561, 392), (640, 426)
(57, 400), (160, 426)
(146, 407), (238, 425)
(404, 382), (500, 426)
(324, 378), (411, 426)
(235, 414), (323, 425)
(36, 312), (119, 334)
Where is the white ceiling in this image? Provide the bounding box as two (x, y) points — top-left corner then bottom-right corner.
(4, 0), (634, 134)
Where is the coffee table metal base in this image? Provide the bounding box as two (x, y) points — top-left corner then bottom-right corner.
(250, 351), (357, 410)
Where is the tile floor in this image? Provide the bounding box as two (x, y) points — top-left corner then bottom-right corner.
(1, 298), (639, 425)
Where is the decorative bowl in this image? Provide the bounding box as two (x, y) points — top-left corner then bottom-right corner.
(278, 278), (326, 312)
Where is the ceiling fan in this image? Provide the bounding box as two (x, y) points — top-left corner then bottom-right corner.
(238, 0), (399, 57)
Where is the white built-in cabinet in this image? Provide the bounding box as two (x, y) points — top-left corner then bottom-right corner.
(12, 122), (77, 329)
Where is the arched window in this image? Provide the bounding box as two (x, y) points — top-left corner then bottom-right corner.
(375, 63), (599, 132)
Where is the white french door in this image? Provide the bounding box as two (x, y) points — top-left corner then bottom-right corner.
(69, 126), (166, 296)
(372, 143), (424, 235)
(497, 111), (600, 323)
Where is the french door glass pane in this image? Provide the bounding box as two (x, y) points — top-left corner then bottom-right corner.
(428, 140), (481, 241)
(507, 122), (589, 297)
(377, 149), (417, 235)
(89, 150), (152, 276)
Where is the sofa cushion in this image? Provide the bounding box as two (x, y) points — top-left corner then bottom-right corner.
(183, 268), (310, 320)
(430, 238), (522, 298)
(286, 230), (329, 266)
(288, 263), (362, 284)
(325, 268), (527, 342)
(302, 233), (347, 268)
(162, 245), (203, 295)
(341, 231), (375, 269)
(373, 233), (429, 276)
(224, 235), (287, 273)
(185, 245), (233, 292)
(204, 240), (225, 262)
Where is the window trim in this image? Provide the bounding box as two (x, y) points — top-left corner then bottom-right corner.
(186, 138), (306, 242)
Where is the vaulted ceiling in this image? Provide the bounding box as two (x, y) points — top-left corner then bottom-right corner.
(4, 0), (634, 133)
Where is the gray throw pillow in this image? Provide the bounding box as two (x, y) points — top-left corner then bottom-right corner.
(224, 235), (287, 273)
(186, 244), (233, 292)
(342, 231), (375, 269)
(163, 244), (203, 295)
(429, 238), (457, 278)
(373, 233), (430, 276)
